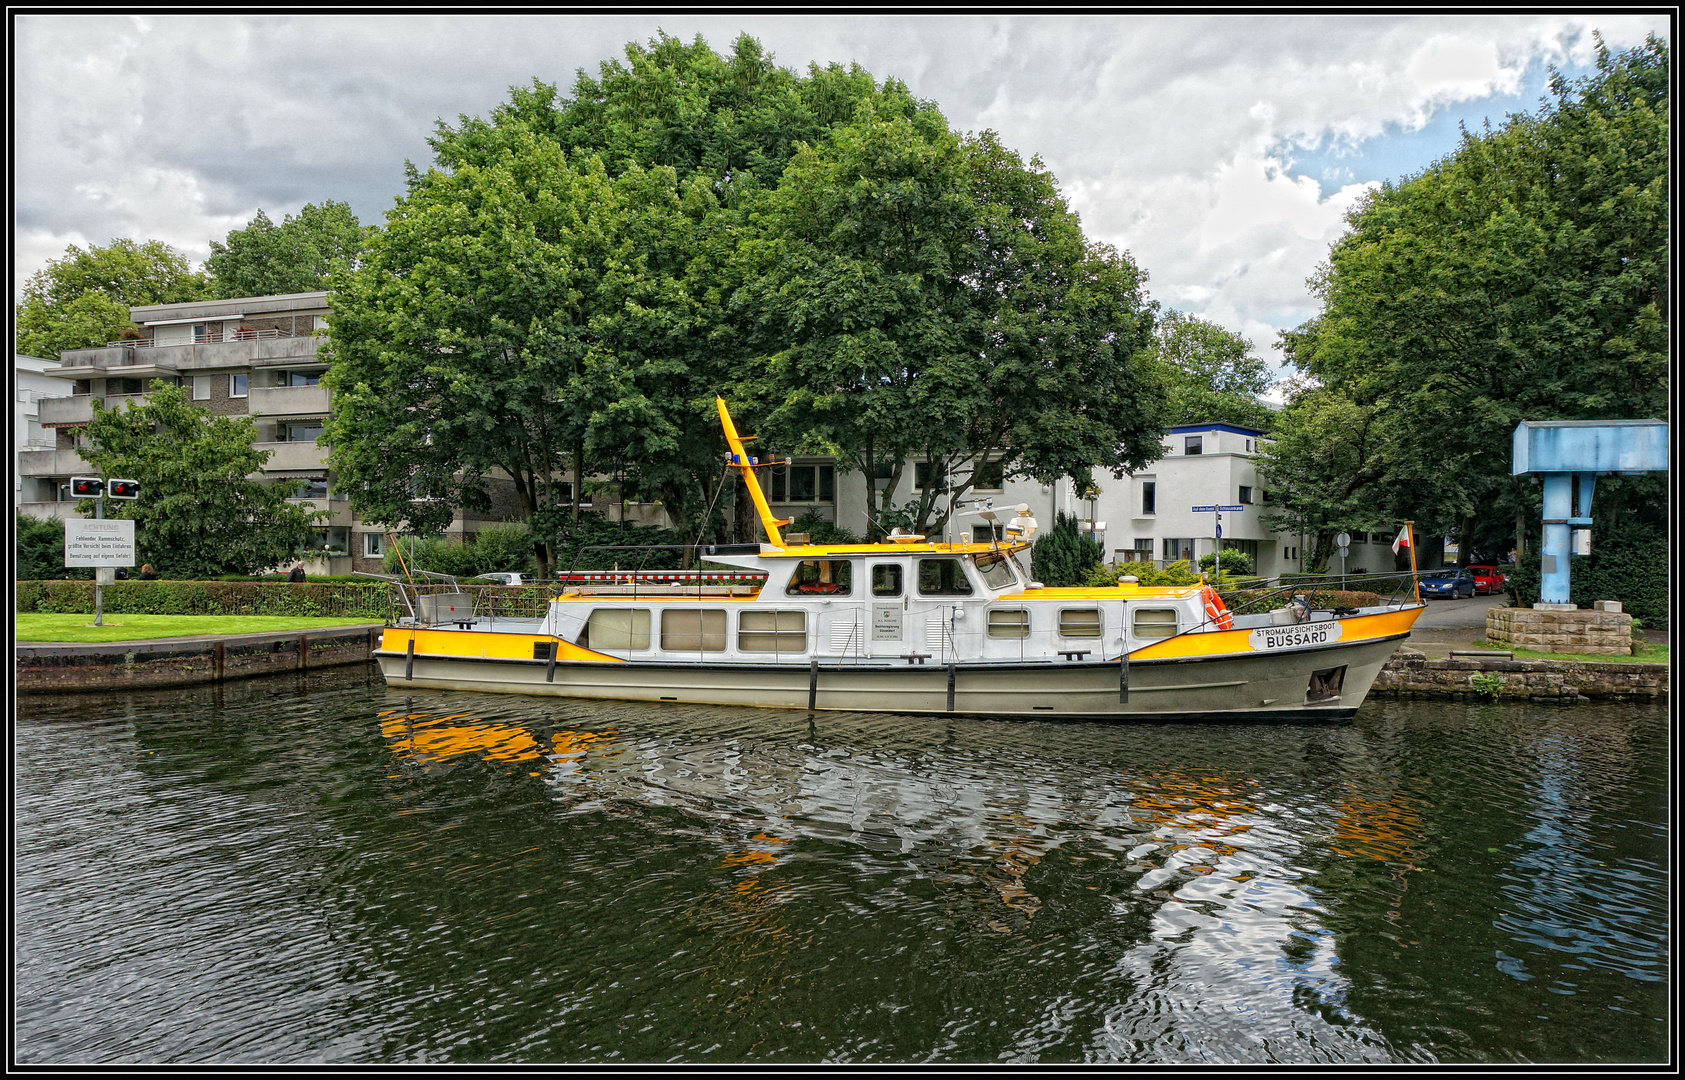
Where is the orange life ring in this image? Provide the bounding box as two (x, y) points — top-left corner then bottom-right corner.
(1201, 585), (1233, 630)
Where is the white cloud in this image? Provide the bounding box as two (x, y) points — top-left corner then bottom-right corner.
(12, 11), (1670, 360)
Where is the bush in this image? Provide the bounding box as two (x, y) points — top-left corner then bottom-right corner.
(788, 510), (861, 545)
(1506, 522), (1667, 628)
(1088, 559), (1202, 587)
(1199, 549), (1254, 576)
(383, 523), (538, 579)
(1030, 513), (1103, 586)
(16, 513), (92, 581)
(549, 512), (685, 573)
(1220, 588), (1382, 613)
(14, 579), (390, 618)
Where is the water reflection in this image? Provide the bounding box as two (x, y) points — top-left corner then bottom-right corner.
(14, 679), (1667, 1065)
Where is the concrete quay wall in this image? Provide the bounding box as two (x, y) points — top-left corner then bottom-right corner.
(16, 625), (384, 694)
(1371, 648), (1667, 702)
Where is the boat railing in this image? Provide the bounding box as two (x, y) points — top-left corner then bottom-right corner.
(559, 545), (769, 600)
(357, 572), (556, 627)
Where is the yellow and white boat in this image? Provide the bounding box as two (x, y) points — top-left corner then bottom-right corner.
(371, 401), (1426, 721)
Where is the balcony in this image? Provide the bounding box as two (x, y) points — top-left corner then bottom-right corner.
(255, 441), (329, 471)
(18, 448), (93, 477)
(17, 501), (85, 522)
(37, 393), (155, 427)
(58, 334), (325, 373)
(249, 384), (331, 418)
(288, 496), (356, 526)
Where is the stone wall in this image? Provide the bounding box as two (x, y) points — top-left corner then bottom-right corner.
(1372, 647), (1666, 702)
(1487, 606), (1635, 655)
(16, 625), (382, 693)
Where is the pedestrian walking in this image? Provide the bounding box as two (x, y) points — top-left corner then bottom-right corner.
(288, 563), (306, 583)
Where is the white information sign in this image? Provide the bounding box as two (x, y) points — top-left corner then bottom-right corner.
(1248, 620), (1343, 652)
(64, 519), (136, 567)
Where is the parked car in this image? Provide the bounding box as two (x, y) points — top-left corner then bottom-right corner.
(470, 572), (531, 586)
(1417, 567), (1477, 600)
(1468, 564), (1506, 595)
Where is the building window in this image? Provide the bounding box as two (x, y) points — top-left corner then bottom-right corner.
(363, 532), (384, 557)
(914, 460), (946, 493)
(972, 524), (1005, 544)
(1245, 439), (1253, 453)
(1220, 538), (1259, 562)
(287, 371), (321, 386)
(230, 374), (248, 398)
(294, 476), (329, 499)
(769, 463), (835, 503)
(72, 379), (92, 396)
(1163, 538), (1195, 563)
(1141, 481), (1156, 515)
(1239, 486), (1252, 504)
(557, 481), (592, 506)
(969, 458), (1004, 491)
(109, 377), (144, 396)
(1184, 436), (1203, 456)
(192, 376), (213, 401)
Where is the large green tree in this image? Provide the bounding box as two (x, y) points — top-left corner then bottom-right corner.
(1279, 35), (1668, 561)
(15, 239), (211, 356)
(207, 200), (376, 299)
(742, 113), (1166, 538)
(78, 382), (321, 578)
(1150, 311), (1277, 431)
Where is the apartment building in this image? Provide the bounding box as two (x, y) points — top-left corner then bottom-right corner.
(14, 354), (61, 507)
(15, 291), (525, 575)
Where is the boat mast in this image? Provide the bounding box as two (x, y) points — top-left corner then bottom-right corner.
(717, 397), (793, 548)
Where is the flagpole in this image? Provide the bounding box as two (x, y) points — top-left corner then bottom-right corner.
(1405, 519), (1419, 605)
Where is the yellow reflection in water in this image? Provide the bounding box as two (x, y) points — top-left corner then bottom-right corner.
(377, 709), (616, 771)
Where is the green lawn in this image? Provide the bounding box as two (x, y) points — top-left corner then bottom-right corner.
(1477, 640), (1669, 664)
(16, 613), (383, 644)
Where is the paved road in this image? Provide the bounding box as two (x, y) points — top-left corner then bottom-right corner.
(1411, 592), (1512, 630)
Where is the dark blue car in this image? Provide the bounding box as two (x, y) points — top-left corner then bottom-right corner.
(1418, 567), (1476, 599)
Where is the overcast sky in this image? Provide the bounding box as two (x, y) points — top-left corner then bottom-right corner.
(13, 14), (1669, 381)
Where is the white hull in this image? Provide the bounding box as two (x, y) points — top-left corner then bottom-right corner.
(375, 632), (1407, 722)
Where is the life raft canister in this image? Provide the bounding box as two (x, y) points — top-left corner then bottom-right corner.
(1201, 585), (1234, 630)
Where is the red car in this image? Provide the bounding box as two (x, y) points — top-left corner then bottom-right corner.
(1469, 565), (1506, 595)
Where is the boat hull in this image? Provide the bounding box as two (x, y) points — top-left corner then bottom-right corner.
(373, 632), (1408, 722)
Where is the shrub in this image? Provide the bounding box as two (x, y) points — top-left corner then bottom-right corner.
(549, 512), (685, 573)
(788, 510), (861, 546)
(16, 513), (92, 581)
(13, 579), (389, 618)
(1199, 549), (1254, 576)
(1030, 513), (1103, 586)
(1220, 588), (1381, 613)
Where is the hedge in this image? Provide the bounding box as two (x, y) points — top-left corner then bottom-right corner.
(1220, 589), (1383, 614)
(1506, 530), (1668, 628)
(14, 579), (391, 619)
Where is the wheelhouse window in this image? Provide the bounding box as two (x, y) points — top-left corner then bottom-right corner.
(987, 609), (1030, 638)
(973, 551), (1017, 590)
(738, 610), (807, 653)
(582, 609), (650, 651)
(661, 610), (727, 652)
(786, 559), (853, 596)
(1059, 609), (1102, 638)
(871, 564), (903, 597)
(1133, 608), (1179, 640)
(916, 558), (973, 596)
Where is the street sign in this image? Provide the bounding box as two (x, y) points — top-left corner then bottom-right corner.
(65, 519), (136, 567)
(1190, 505), (1217, 512)
(1218, 504), (1245, 512)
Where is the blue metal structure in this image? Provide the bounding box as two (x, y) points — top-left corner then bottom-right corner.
(1511, 420), (1669, 605)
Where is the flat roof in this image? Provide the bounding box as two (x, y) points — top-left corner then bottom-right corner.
(128, 292), (329, 322)
(1167, 423), (1269, 437)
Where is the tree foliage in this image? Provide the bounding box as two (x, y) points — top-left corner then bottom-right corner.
(1030, 513), (1104, 587)
(78, 382), (321, 578)
(207, 200), (376, 298)
(1271, 36), (1668, 563)
(15, 239), (210, 356)
(1150, 311), (1276, 431)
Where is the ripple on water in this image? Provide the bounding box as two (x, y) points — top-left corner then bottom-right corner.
(14, 680), (1669, 1064)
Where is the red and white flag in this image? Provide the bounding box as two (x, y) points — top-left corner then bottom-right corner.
(1391, 525), (1411, 556)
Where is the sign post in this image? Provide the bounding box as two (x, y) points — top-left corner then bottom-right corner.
(66, 477), (138, 626)
(1335, 531), (1351, 590)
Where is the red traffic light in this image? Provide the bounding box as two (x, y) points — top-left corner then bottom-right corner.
(108, 478), (140, 499)
(70, 476), (104, 497)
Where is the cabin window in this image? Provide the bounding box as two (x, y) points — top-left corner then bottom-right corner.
(916, 558), (973, 597)
(871, 564), (903, 597)
(786, 559), (853, 596)
(1059, 609), (1102, 638)
(987, 609), (1030, 639)
(739, 610), (807, 653)
(1132, 608), (1179, 640)
(974, 551), (1017, 590)
(661, 610), (727, 652)
(583, 609), (650, 651)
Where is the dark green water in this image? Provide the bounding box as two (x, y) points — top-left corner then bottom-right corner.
(14, 666), (1668, 1064)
